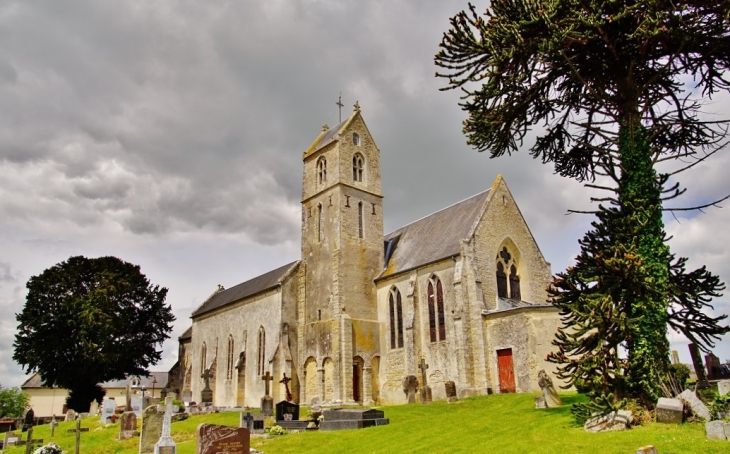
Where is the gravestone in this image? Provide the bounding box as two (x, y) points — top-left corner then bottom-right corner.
(402, 375), (418, 404)
(200, 369), (214, 405)
(3, 431), (20, 447)
(22, 408), (34, 432)
(537, 370), (562, 407)
(50, 417), (57, 437)
(656, 398), (683, 424)
(102, 399), (117, 423)
(119, 411), (138, 440)
(584, 410), (633, 432)
(182, 390), (192, 404)
(679, 389), (711, 421)
(131, 396), (144, 417)
(238, 412), (264, 434)
(718, 380), (730, 397)
(153, 397), (177, 454)
(319, 408), (389, 431)
(139, 405), (163, 454)
(444, 381), (458, 403)
(418, 359), (432, 404)
(705, 352), (723, 380)
(65, 409), (76, 422)
(260, 372), (274, 417)
(89, 401), (99, 416)
(196, 424), (250, 454)
(688, 343), (709, 387)
(275, 401), (299, 421)
(705, 420), (727, 440)
(534, 395), (546, 408)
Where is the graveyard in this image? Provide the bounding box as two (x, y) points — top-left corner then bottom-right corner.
(2, 392), (729, 454)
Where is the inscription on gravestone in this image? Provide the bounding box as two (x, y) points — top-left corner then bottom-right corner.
(196, 424), (250, 454)
(275, 401), (299, 421)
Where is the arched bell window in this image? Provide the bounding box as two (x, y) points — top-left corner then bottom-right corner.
(496, 246), (521, 300)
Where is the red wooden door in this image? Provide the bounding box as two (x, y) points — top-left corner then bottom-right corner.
(497, 348), (516, 393)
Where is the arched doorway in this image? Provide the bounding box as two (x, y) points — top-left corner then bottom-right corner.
(352, 356), (364, 403)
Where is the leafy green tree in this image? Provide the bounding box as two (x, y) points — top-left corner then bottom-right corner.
(436, 1), (729, 411)
(13, 256), (175, 412)
(0, 384), (30, 418)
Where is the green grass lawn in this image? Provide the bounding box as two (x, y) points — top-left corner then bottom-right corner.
(3, 393), (727, 453)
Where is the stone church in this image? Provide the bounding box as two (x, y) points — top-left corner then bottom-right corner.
(168, 104), (564, 407)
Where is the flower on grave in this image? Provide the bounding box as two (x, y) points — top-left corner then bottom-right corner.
(317, 414), (324, 422)
(33, 443), (62, 454)
(267, 425), (287, 435)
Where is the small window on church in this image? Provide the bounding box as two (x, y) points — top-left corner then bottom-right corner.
(317, 157), (327, 185)
(358, 201), (364, 238)
(353, 154), (364, 182)
(226, 335), (234, 380)
(257, 327), (265, 377)
(427, 276), (446, 342)
(352, 132), (360, 146)
(389, 287), (404, 349)
(317, 203), (323, 243)
(201, 342), (207, 374)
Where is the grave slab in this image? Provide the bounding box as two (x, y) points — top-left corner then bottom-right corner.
(679, 389), (711, 421)
(656, 398), (683, 424)
(139, 405), (163, 454)
(705, 420), (727, 440)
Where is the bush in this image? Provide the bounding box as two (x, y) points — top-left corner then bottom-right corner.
(0, 385), (30, 418)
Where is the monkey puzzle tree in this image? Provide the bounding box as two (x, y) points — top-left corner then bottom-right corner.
(13, 256), (175, 412)
(436, 1), (730, 411)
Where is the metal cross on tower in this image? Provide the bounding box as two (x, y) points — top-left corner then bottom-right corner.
(336, 92), (344, 122)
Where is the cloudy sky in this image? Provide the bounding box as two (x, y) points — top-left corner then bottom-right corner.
(1, 1), (729, 388)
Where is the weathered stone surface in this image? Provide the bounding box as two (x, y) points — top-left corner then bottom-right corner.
(319, 408), (389, 432)
(403, 375), (418, 404)
(718, 380), (730, 397)
(584, 410), (633, 433)
(537, 370), (562, 407)
(534, 396), (546, 409)
(636, 446), (658, 454)
(118, 411), (138, 440)
(196, 424), (249, 454)
(656, 398), (683, 424)
(679, 389), (711, 421)
(139, 405), (163, 454)
(705, 420), (727, 440)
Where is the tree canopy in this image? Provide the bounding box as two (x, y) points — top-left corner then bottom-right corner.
(0, 385), (29, 418)
(13, 256), (175, 412)
(436, 0), (730, 412)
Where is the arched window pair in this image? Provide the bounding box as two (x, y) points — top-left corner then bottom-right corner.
(353, 153), (364, 182)
(389, 287), (404, 349)
(427, 276), (446, 342)
(496, 246), (521, 300)
(317, 157), (327, 185)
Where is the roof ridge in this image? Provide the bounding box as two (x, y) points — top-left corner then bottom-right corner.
(385, 189), (491, 236)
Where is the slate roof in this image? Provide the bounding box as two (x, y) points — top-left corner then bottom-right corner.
(378, 189), (491, 280)
(179, 326), (192, 341)
(312, 118), (348, 153)
(21, 371), (169, 389)
(190, 261), (299, 318)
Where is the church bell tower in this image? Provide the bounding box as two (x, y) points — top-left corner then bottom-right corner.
(298, 103), (383, 404)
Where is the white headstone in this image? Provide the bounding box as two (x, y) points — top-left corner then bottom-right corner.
(131, 396), (144, 417)
(102, 399), (117, 423)
(718, 379), (730, 397)
(89, 400), (99, 416)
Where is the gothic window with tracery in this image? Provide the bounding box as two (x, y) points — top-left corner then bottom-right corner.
(427, 276), (446, 342)
(353, 153), (364, 182)
(257, 327), (265, 377)
(389, 287), (404, 349)
(317, 157), (327, 185)
(496, 246), (521, 300)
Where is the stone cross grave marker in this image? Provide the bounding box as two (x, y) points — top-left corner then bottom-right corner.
(66, 417), (89, 454)
(139, 404), (164, 454)
(126, 380), (133, 411)
(241, 412), (254, 432)
(196, 424), (249, 454)
(279, 372), (293, 402)
(444, 380), (458, 402)
(102, 399), (117, 423)
(261, 371), (274, 416)
(21, 426), (44, 454)
(418, 358), (432, 404)
(154, 396), (177, 454)
(200, 369), (213, 404)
